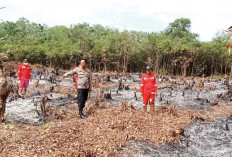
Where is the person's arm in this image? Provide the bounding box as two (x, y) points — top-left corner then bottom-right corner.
(17, 65), (22, 79)
(140, 75), (144, 95)
(63, 67), (78, 77)
(152, 76), (157, 94)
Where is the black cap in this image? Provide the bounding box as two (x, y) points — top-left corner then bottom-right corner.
(146, 66), (152, 70)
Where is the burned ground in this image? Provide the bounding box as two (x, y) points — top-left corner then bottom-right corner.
(1, 62), (232, 156)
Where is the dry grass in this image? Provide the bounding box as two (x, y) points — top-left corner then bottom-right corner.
(2, 102), (232, 156)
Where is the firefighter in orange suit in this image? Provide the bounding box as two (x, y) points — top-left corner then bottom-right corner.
(140, 66), (157, 113)
(17, 59), (31, 96)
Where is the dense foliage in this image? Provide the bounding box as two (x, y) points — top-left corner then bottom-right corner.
(0, 17), (231, 76)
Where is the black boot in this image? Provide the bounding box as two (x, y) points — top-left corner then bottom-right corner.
(79, 113), (87, 119)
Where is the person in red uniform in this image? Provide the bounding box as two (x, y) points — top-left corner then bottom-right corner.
(74, 74), (78, 97)
(140, 66), (157, 113)
(74, 62), (80, 98)
(17, 59), (31, 96)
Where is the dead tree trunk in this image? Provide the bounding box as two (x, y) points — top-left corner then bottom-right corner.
(33, 95), (48, 117)
(118, 78), (123, 90)
(98, 88), (105, 102)
(0, 63), (11, 122)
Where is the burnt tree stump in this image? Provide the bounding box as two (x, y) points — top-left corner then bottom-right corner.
(106, 75), (110, 82)
(124, 85), (129, 90)
(33, 95), (49, 117)
(134, 91), (138, 100)
(105, 90), (112, 99)
(118, 78), (123, 90)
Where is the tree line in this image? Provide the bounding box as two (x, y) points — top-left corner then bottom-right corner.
(0, 17), (231, 76)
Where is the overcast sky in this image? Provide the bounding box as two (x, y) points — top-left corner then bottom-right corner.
(1, 0), (231, 41)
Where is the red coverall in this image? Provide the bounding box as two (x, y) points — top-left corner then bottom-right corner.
(17, 64), (31, 89)
(74, 74), (78, 96)
(140, 74), (157, 105)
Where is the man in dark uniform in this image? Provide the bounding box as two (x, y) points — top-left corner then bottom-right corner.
(63, 59), (91, 119)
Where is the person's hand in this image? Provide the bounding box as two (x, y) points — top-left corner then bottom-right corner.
(151, 92), (157, 97)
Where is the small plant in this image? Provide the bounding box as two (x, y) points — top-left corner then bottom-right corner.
(42, 123), (50, 130)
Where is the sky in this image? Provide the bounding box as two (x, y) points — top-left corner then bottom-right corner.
(0, 0), (231, 41)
